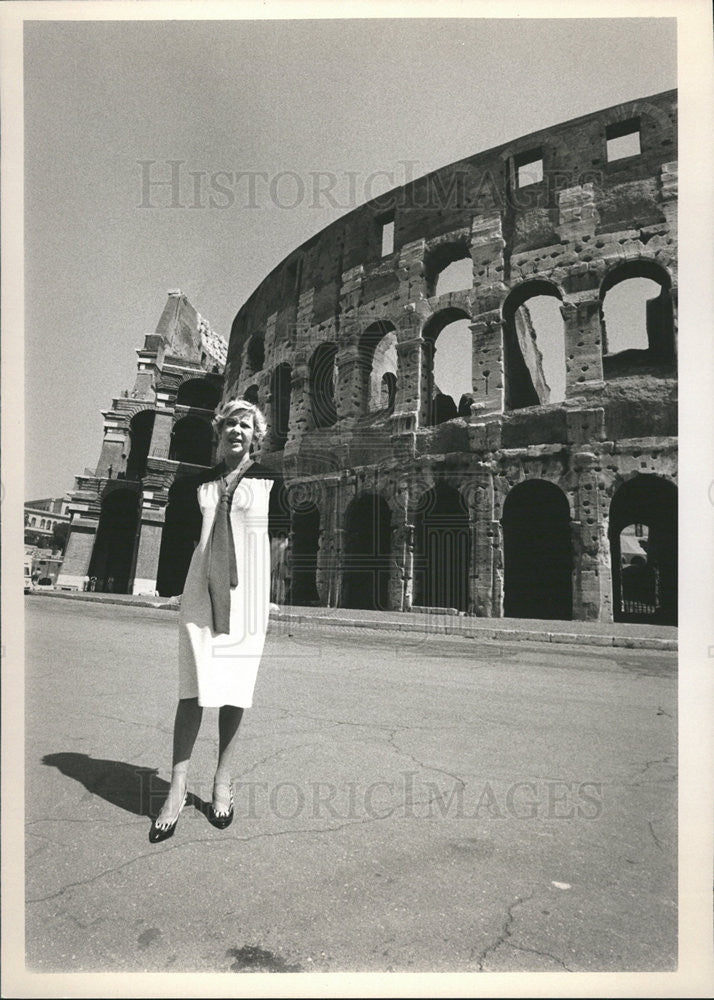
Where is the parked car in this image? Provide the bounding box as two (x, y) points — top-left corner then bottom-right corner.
(35, 577), (54, 591)
(24, 564), (33, 593)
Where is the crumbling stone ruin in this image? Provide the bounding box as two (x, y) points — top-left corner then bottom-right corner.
(59, 91), (677, 626)
(58, 292), (226, 595)
(225, 90), (678, 624)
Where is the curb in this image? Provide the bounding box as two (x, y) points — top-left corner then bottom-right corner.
(30, 591), (677, 651)
(270, 612), (677, 651)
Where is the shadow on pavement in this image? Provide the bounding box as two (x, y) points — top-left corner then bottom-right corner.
(41, 752), (208, 818)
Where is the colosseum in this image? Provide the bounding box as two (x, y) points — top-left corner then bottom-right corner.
(224, 89), (678, 626)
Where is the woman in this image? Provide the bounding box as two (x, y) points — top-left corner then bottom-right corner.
(150, 398), (278, 843)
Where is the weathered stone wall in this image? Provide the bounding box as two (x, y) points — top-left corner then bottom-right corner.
(59, 292), (226, 596)
(224, 91), (679, 624)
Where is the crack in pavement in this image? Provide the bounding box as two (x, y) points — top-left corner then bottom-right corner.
(630, 755), (676, 778)
(647, 820), (665, 852)
(235, 741), (327, 779)
(26, 808), (403, 905)
(471, 893), (534, 971)
(507, 941), (572, 971)
(385, 728), (467, 789)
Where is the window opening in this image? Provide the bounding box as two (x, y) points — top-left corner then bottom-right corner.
(606, 119), (641, 162)
(379, 214), (395, 257)
(515, 148), (543, 188)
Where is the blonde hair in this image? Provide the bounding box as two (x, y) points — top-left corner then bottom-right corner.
(213, 398), (267, 457)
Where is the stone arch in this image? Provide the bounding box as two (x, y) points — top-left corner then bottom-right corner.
(156, 477), (203, 597)
(421, 306), (472, 426)
(125, 409), (155, 481)
(309, 342), (338, 429)
(608, 474), (677, 625)
(246, 333), (265, 374)
(599, 258), (674, 366)
(169, 415), (213, 466)
(358, 321), (398, 414)
(424, 241), (473, 297)
(88, 488), (140, 593)
(341, 492), (392, 610)
(502, 280), (564, 409)
(413, 478), (470, 612)
(270, 362), (292, 448)
(175, 378), (221, 411)
(502, 478), (573, 620)
(121, 401), (155, 420)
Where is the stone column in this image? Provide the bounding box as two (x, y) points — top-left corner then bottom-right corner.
(95, 420), (130, 479)
(335, 328), (362, 421)
(388, 312), (422, 459)
(148, 407), (175, 459)
(286, 353), (311, 441)
(387, 482), (410, 611)
(56, 515), (98, 590)
(468, 213), (508, 418)
(464, 468), (496, 616)
(491, 518), (505, 617)
(562, 291), (604, 396)
(131, 495), (167, 595)
(570, 445), (612, 622)
(316, 477), (342, 608)
(469, 310), (504, 415)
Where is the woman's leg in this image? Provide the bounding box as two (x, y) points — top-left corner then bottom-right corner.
(155, 697), (203, 824)
(213, 705), (244, 811)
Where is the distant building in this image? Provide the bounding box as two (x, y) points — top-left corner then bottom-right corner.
(24, 498), (71, 548)
(58, 291), (226, 595)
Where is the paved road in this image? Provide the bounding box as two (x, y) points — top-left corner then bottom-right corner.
(24, 597), (676, 974)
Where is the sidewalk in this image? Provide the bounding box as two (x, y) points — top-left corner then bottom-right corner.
(32, 589), (678, 651)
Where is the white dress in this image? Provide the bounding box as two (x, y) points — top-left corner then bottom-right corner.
(178, 474), (274, 707)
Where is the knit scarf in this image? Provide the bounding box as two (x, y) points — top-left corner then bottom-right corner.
(206, 461), (252, 635)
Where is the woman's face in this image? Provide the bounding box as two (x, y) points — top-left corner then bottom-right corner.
(220, 409), (255, 465)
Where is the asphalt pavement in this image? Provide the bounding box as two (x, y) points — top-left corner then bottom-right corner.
(23, 596), (677, 976)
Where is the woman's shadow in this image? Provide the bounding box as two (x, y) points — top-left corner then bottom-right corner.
(41, 753), (208, 818)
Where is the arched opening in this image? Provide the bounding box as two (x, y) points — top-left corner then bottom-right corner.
(270, 363), (292, 447)
(175, 378), (220, 411)
(88, 489), (139, 593)
(609, 475), (677, 625)
(358, 322), (398, 414)
(413, 482), (470, 612)
(244, 384), (259, 405)
(310, 343), (338, 429)
(290, 503), (320, 606)
(246, 334), (265, 374)
(381, 372), (397, 411)
(502, 479), (572, 620)
(502, 282), (564, 409)
(600, 261), (675, 375)
(156, 477), (203, 596)
(169, 416), (213, 466)
(342, 493), (391, 610)
(125, 410), (155, 481)
(422, 308), (472, 426)
(424, 243), (472, 298)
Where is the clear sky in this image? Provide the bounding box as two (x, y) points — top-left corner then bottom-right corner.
(24, 16), (677, 498)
